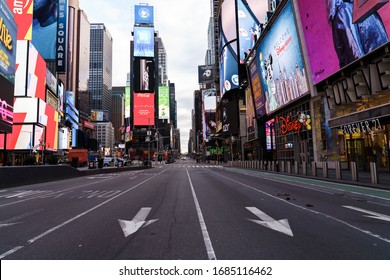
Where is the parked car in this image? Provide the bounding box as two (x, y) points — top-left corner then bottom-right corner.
(103, 157), (113, 167)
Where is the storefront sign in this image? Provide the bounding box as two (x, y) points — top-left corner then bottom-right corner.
(340, 118), (383, 135)
(323, 59), (390, 109)
(278, 116), (302, 136)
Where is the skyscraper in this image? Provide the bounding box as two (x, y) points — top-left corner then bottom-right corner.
(89, 23), (113, 120)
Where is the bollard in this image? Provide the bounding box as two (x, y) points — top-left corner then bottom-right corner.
(335, 161), (342, 179)
(271, 161), (274, 171)
(351, 161), (358, 181)
(281, 161), (285, 173)
(323, 161), (328, 178)
(312, 161), (317, 177)
(370, 162), (379, 184)
(302, 161), (307, 175)
(287, 161), (291, 174)
(294, 161), (299, 174)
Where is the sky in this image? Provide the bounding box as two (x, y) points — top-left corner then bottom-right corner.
(79, 0), (212, 152)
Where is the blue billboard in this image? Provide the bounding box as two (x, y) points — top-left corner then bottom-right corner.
(254, 0), (309, 115)
(135, 5), (154, 25)
(219, 33), (239, 96)
(0, 1), (17, 84)
(133, 26), (154, 57)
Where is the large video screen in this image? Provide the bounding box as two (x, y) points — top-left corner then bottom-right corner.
(7, 0), (33, 40)
(0, 3), (17, 84)
(254, 0), (309, 115)
(133, 58), (155, 92)
(158, 86), (170, 120)
(134, 5), (154, 25)
(297, 0), (390, 84)
(0, 75), (14, 133)
(133, 26), (154, 57)
(133, 93), (155, 126)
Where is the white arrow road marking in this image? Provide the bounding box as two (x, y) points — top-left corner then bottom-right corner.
(246, 207), (294, 237)
(118, 207), (158, 237)
(343, 206), (390, 222)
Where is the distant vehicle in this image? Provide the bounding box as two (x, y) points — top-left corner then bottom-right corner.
(103, 157), (113, 167)
(67, 148), (88, 166)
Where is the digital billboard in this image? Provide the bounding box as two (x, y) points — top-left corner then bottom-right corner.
(255, 0), (309, 115)
(237, 0), (261, 63)
(133, 26), (154, 57)
(32, 0), (58, 60)
(133, 58), (155, 92)
(91, 109), (109, 122)
(198, 65), (214, 84)
(133, 93), (155, 126)
(7, 0), (33, 40)
(245, 87), (256, 141)
(14, 40), (28, 97)
(297, 0), (390, 84)
(266, 119), (275, 150)
(135, 5), (154, 25)
(43, 102), (58, 151)
(205, 111), (216, 135)
(125, 86), (130, 118)
(0, 1), (17, 84)
(0, 74), (14, 133)
(158, 86), (169, 120)
(221, 99), (239, 135)
(27, 43), (46, 100)
(248, 56), (265, 118)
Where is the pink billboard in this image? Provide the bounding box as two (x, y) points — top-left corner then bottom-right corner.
(133, 93), (155, 126)
(297, 0), (390, 84)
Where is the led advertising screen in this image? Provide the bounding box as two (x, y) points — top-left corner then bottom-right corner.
(158, 86), (170, 120)
(27, 43), (46, 100)
(0, 74), (14, 133)
(58, 81), (64, 113)
(245, 87), (256, 141)
(0, 2), (17, 84)
(221, 99), (239, 135)
(237, 0), (261, 63)
(13, 97), (39, 123)
(133, 93), (155, 126)
(133, 26), (154, 57)
(205, 111), (216, 136)
(219, 34), (239, 96)
(255, 0), (309, 115)
(297, 0), (390, 84)
(266, 119), (275, 150)
(133, 58), (155, 92)
(91, 109), (109, 122)
(32, 0), (58, 60)
(125, 86), (130, 118)
(14, 41), (28, 97)
(248, 56), (265, 118)
(135, 5), (154, 25)
(198, 65), (214, 84)
(7, 0), (33, 40)
(44, 104), (58, 151)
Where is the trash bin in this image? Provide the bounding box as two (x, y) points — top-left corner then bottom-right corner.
(88, 161), (96, 169)
(97, 158), (103, 168)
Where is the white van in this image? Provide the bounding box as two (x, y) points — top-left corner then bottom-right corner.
(103, 157), (113, 166)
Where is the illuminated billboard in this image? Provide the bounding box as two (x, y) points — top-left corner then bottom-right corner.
(133, 58), (155, 92)
(297, 0), (390, 84)
(245, 87), (256, 141)
(27, 43), (46, 100)
(198, 65), (215, 84)
(0, 75), (14, 133)
(0, 2), (17, 84)
(32, 0), (58, 60)
(14, 40), (28, 97)
(7, 0), (33, 40)
(125, 86), (130, 118)
(133, 93), (155, 126)
(248, 56), (265, 118)
(158, 86), (169, 120)
(221, 99), (239, 135)
(135, 5), (154, 25)
(91, 109), (109, 122)
(254, 0), (309, 115)
(133, 26), (154, 57)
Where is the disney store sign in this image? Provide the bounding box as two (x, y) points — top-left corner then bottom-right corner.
(277, 112), (312, 136)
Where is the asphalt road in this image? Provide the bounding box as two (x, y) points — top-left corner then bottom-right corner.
(1, 160), (390, 260)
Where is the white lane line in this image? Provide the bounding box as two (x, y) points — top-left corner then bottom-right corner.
(186, 168), (217, 260)
(0, 246), (24, 259)
(0, 169), (167, 259)
(213, 171), (390, 244)
(343, 205), (390, 222)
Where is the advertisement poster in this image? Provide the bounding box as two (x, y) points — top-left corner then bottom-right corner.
(245, 87), (256, 141)
(158, 86), (170, 120)
(133, 26), (154, 57)
(0, 1), (17, 84)
(198, 65), (214, 84)
(7, 0), (33, 40)
(134, 5), (154, 25)
(248, 56), (265, 118)
(255, 0), (309, 115)
(297, 0), (390, 84)
(0, 74), (14, 132)
(219, 34), (239, 95)
(133, 58), (155, 92)
(133, 93), (155, 126)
